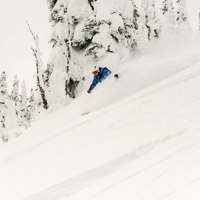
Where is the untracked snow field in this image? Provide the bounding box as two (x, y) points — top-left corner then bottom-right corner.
(1, 34), (200, 200)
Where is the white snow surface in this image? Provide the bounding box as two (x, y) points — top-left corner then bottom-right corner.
(1, 34), (200, 200)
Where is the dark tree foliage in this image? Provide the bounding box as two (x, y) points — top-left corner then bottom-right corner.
(49, 0), (58, 10)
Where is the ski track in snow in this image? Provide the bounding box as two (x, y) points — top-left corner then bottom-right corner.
(23, 131), (200, 200)
(23, 131), (186, 200)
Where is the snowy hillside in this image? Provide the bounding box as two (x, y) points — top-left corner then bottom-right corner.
(0, 33), (200, 200)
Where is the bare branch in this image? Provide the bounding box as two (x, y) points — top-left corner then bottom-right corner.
(26, 21), (49, 109)
(26, 21), (36, 40)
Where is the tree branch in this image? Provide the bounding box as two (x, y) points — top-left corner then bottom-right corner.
(26, 21), (49, 109)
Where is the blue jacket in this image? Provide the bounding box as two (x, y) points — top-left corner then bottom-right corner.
(90, 67), (111, 90)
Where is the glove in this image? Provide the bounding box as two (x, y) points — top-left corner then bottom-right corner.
(87, 89), (92, 94)
(114, 74), (119, 78)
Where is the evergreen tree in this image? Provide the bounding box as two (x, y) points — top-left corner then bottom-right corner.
(160, 0), (177, 37)
(0, 71), (9, 128)
(44, 64), (53, 88)
(146, 0), (160, 40)
(136, 0), (149, 43)
(10, 75), (19, 106)
(47, 0), (93, 100)
(176, 0), (191, 33)
(131, 0), (139, 32)
(122, 3), (138, 49)
(10, 76), (20, 123)
(28, 88), (36, 123)
(0, 71), (12, 142)
(68, 0), (94, 91)
(0, 71), (8, 102)
(46, 0), (70, 108)
(83, 0), (137, 58)
(17, 81), (29, 128)
(32, 89), (43, 121)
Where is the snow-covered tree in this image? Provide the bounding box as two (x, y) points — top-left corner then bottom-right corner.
(0, 71), (9, 128)
(0, 71), (8, 103)
(176, 0), (191, 34)
(83, 0), (136, 58)
(0, 71), (11, 142)
(67, 0), (93, 98)
(44, 64), (53, 88)
(32, 89), (43, 121)
(136, 0), (149, 43)
(160, 0), (177, 37)
(146, 0), (160, 40)
(0, 72), (18, 134)
(131, 0), (139, 31)
(10, 75), (19, 106)
(17, 81), (29, 128)
(46, 0), (70, 109)
(28, 88), (36, 123)
(46, 0), (95, 101)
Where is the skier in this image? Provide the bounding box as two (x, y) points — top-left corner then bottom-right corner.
(87, 66), (118, 93)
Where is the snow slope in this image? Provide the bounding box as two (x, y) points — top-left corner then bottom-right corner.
(1, 34), (200, 200)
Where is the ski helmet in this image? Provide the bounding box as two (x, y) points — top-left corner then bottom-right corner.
(92, 66), (100, 73)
